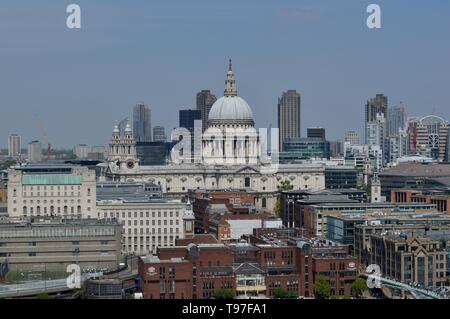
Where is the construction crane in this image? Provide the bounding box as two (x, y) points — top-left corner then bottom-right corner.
(35, 115), (52, 161)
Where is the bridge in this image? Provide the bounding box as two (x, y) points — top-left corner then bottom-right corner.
(362, 274), (441, 299)
(0, 272), (103, 298)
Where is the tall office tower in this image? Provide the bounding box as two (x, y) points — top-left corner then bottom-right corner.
(307, 127), (326, 139)
(8, 134), (21, 158)
(344, 131), (360, 146)
(196, 90), (217, 132)
(388, 103), (407, 137)
(27, 141), (42, 163)
(133, 103), (152, 142)
(152, 126), (167, 142)
(366, 113), (388, 165)
(179, 109), (201, 133)
(365, 94), (388, 143)
(278, 90), (301, 152)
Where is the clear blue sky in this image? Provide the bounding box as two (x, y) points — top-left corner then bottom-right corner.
(1, 0), (449, 148)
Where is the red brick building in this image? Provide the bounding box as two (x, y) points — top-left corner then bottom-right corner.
(139, 243), (235, 299)
(138, 228), (357, 299)
(189, 190), (258, 233)
(390, 189), (450, 213)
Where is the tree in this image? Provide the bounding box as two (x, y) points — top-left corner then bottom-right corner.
(272, 287), (288, 299)
(0, 159), (16, 170)
(314, 276), (332, 299)
(351, 278), (368, 298)
(274, 180), (294, 217)
(213, 289), (235, 299)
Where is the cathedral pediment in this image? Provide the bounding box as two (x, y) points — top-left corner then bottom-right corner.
(234, 166), (261, 174)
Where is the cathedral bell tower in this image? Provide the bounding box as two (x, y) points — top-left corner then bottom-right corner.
(108, 120), (139, 173)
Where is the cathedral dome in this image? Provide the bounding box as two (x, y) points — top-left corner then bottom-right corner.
(207, 59), (255, 126)
(208, 96), (254, 124)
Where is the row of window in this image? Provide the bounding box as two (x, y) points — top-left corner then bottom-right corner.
(101, 211), (181, 219)
(22, 186), (82, 191)
(23, 206), (83, 215)
(22, 199), (84, 204)
(126, 219), (180, 226)
(125, 228), (181, 234)
(12, 188), (91, 197)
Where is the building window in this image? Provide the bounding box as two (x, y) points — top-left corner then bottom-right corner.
(244, 177), (250, 187)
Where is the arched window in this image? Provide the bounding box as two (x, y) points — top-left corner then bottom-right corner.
(64, 206), (68, 214)
(23, 206), (27, 214)
(50, 206), (54, 215)
(36, 206), (41, 215)
(77, 206), (81, 214)
(13, 189), (17, 197)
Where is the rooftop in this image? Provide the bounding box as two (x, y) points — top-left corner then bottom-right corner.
(381, 163), (450, 178)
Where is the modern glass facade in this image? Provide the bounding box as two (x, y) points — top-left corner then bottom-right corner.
(280, 138), (330, 162)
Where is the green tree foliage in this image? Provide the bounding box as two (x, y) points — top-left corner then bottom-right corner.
(36, 293), (49, 299)
(314, 276), (332, 299)
(272, 287), (298, 299)
(274, 180), (294, 217)
(0, 159), (16, 170)
(351, 277), (368, 298)
(213, 289), (235, 299)
(272, 287), (288, 299)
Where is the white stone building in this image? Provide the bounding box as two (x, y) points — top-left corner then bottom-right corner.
(96, 198), (195, 255)
(7, 164), (96, 218)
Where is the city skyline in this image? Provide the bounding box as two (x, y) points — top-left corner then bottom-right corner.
(1, 0), (450, 149)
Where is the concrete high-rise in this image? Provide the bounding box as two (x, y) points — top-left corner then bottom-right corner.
(388, 103), (407, 137)
(8, 134), (21, 158)
(196, 90), (217, 132)
(152, 126), (166, 142)
(344, 131), (360, 146)
(133, 103), (152, 142)
(278, 90), (301, 152)
(365, 94), (388, 143)
(27, 141), (42, 163)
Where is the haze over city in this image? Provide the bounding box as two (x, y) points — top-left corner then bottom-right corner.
(1, 0), (449, 148)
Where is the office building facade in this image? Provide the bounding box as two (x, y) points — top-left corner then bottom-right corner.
(278, 90), (301, 152)
(344, 131), (360, 146)
(196, 90), (217, 132)
(152, 126), (166, 142)
(133, 103), (152, 142)
(0, 217), (122, 272)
